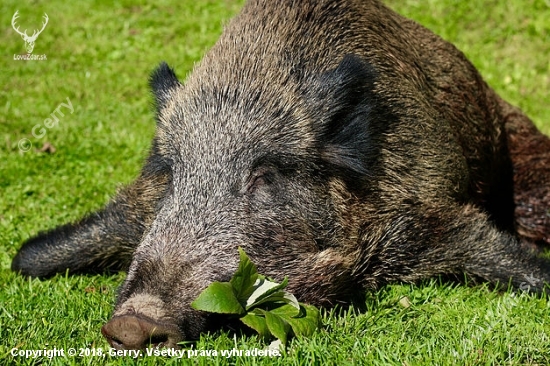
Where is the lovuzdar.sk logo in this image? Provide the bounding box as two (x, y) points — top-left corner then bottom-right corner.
(12, 10), (49, 61)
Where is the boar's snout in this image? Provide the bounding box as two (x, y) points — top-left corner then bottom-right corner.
(102, 314), (182, 350)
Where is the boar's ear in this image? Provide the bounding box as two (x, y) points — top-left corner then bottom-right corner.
(150, 62), (182, 111)
(314, 54), (389, 177)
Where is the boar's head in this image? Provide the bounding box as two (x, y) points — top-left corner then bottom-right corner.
(101, 46), (388, 349)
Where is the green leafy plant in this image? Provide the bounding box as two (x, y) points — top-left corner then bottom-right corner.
(191, 248), (320, 344)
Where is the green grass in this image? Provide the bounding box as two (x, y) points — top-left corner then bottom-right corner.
(1, 0), (549, 364)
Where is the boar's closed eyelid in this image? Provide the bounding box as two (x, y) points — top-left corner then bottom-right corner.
(245, 167), (273, 194)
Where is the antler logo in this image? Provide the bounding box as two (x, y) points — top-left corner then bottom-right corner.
(11, 11), (49, 54)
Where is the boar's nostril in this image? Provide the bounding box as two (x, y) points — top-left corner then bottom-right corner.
(101, 314), (182, 350)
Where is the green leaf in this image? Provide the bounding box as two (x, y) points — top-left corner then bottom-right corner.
(245, 277), (279, 308)
(264, 309), (291, 344)
(240, 310), (270, 339)
(271, 304), (320, 337)
(230, 247), (259, 303)
(192, 248), (321, 343)
(250, 289), (300, 311)
(191, 282), (245, 315)
(246, 277), (298, 310)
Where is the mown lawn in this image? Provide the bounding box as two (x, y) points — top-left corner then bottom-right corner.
(1, 0), (549, 365)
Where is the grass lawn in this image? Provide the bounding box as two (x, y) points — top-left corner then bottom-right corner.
(1, 0), (549, 364)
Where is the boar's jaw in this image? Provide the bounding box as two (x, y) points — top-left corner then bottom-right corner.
(108, 239), (241, 349)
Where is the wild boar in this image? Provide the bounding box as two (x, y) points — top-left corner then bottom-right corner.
(12, 0), (550, 350)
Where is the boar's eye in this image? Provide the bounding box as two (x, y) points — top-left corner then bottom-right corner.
(245, 167), (273, 195)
